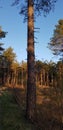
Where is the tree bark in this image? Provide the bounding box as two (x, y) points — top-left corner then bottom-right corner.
(26, 0), (36, 121)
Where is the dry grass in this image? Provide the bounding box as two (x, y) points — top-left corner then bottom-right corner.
(0, 85), (63, 130)
(36, 86), (63, 130)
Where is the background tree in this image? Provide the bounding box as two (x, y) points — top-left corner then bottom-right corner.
(3, 47), (16, 64)
(3, 47), (17, 85)
(12, 0), (57, 121)
(35, 60), (43, 86)
(0, 43), (4, 55)
(0, 26), (7, 39)
(48, 61), (57, 87)
(48, 19), (63, 60)
(0, 26), (7, 54)
(56, 61), (63, 90)
(0, 26), (7, 85)
(10, 61), (19, 86)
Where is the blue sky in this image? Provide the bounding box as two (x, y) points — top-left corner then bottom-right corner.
(0, 0), (63, 63)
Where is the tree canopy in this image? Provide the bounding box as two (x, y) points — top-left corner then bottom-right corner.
(0, 26), (7, 54)
(12, 0), (57, 20)
(3, 47), (16, 64)
(48, 19), (63, 60)
(0, 26), (7, 39)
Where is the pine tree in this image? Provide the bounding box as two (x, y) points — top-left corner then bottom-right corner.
(48, 19), (63, 60)
(12, 0), (57, 121)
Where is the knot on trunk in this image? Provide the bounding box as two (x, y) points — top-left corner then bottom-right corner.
(27, 46), (34, 53)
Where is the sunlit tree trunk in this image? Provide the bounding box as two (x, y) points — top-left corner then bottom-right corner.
(46, 72), (49, 86)
(43, 69), (45, 86)
(21, 67), (24, 88)
(26, 0), (36, 121)
(40, 71), (43, 86)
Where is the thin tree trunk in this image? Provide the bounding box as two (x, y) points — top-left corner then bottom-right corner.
(46, 72), (49, 86)
(26, 0), (36, 121)
(40, 71), (43, 86)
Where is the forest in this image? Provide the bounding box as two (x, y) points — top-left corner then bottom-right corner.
(0, 0), (63, 130)
(0, 48), (63, 89)
(0, 31), (63, 130)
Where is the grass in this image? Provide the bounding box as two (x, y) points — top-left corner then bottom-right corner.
(1, 89), (34, 130)
(0, 86), (63, 130)
(36, 86), (63, 130)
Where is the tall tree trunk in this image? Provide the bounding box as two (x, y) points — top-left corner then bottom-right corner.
(26, 0), (36, 121)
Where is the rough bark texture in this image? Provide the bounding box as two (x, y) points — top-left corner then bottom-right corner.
(26, 0), (36, 121)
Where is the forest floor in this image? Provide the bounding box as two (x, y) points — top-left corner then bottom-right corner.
(0, 86), (35, 130)
(0, 85), (63, 130)
(36, 85), (63, 130)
